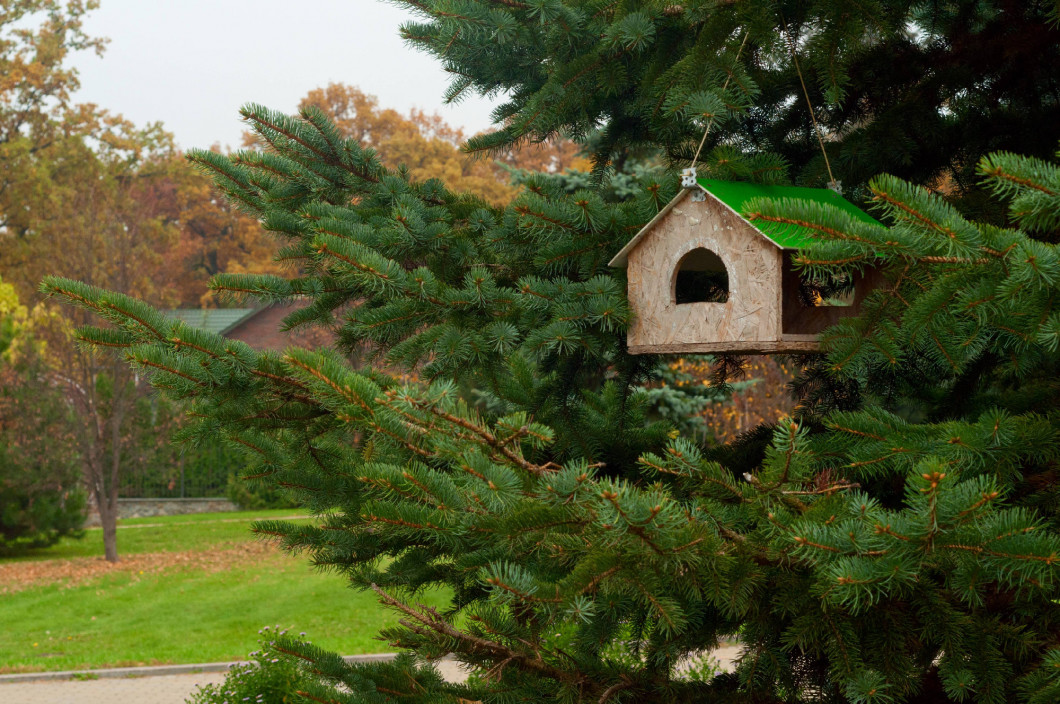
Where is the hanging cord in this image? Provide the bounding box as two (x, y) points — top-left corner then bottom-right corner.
(689, 30), (751, 171)
(779, 14), (839, 193)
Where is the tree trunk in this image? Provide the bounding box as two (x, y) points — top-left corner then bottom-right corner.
(92, 479), (120, 563)
(100, 502), (119, 562)
(104, 373), (128, 564)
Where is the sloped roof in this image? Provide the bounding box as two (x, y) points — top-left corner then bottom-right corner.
(609, 178), (880, 267)
(697, 179), (880, 248)
(164, 308), (260, 336)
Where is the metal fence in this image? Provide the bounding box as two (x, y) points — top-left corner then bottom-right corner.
(118, 444), (238, 498)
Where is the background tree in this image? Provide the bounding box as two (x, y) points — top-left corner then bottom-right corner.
(294, 83), (588, 206)
(9, 114), (193, 562)
(147, 149), (285, 307)
(0, 2), (273, 558)
(0, 0), (105, 242)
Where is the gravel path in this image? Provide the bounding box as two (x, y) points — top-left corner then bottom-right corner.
(0, 658), (469, 704)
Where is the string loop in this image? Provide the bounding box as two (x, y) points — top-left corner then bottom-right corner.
(687, 22), (840, 194)
(779, 14), (839, 192)
(689, 30), (750, 171)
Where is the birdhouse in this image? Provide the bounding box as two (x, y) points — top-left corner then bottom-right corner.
(609, 178), (881, 355)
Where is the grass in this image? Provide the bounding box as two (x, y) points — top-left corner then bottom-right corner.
(0, 510), (449, 673)
(6, 509), (313, 562)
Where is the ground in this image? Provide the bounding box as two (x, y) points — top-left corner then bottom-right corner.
(0, 510), (448, 673)
(1, 514), (743, 701)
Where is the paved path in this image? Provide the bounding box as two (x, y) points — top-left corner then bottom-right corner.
(0, 648), (738, 703)
(0, 657), (463, 704)
(0, 671), (228, 704)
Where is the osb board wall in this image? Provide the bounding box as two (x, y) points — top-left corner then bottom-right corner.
(626, 192), (784, 354)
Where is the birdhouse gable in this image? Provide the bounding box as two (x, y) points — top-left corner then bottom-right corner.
(610, 179), (881, 355)
(609, 179), (878, 268)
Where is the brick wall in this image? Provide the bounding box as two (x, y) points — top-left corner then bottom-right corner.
(225, 302), (334, 351)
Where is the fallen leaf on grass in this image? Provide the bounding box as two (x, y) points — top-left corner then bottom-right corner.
(0, 542), (290, 594)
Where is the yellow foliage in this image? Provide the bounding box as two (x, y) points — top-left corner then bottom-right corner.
(0, 274), (70, 366)
(0, 276), (25, 321)
(699, 357), (797, 442)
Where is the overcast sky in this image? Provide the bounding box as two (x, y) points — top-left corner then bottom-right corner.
(71, 0), (499, 150)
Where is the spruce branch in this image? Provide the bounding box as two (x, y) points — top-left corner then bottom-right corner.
(371, 584), (593, 691)
(392, 394), (552, 475)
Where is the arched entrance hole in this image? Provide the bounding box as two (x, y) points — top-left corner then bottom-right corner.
(673, 248), (729, 304)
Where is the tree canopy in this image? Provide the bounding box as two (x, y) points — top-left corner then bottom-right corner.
(398, 0), (1060, 207)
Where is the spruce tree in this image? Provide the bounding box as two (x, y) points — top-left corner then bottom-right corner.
(39, 2), (1060, 703)
(398, 0), (1060, 204)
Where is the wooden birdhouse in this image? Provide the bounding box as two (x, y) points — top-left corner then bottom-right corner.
(609, 177), (881, 355)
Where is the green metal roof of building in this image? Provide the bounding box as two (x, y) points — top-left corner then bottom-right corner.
(164, 308), (259, 336)
(696, 178), (881, 249)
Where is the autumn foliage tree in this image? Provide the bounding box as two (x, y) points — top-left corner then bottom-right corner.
(146, 151), (285, 307)
(0, 3), (215, 561)
(295, 83), (588, 207)
(167, 83), (589, 307)
(23, 121), (197, 561)
(0, 0), (106, 242)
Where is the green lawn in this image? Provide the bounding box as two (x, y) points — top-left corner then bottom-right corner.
(0, 511), (449, 673)
(6, 509), (312, 562)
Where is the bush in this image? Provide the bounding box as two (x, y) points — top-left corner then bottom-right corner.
(187, 628), (311, 704)
(0, 360), (85, 554)
(118, 401), (239, 499)
(225, 472), (299, 511)
(0, 278), (85, 554)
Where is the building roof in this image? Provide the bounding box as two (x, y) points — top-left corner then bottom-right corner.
(609, 178), (880, 267)
(164, 308), (260, 336)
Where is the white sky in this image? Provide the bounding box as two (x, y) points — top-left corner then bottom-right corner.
(71, 0), (499, 151)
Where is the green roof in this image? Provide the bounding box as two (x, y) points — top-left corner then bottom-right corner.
(164, 308), (259, 336)
(697, 178), (881, 249)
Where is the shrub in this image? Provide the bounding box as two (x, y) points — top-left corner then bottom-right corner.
(0, 280), (85, 554)
(187, 628), (311, 704)
(225, 472), (298, 511)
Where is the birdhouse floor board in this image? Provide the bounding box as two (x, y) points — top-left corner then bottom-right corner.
(628, 340), (821, 355)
